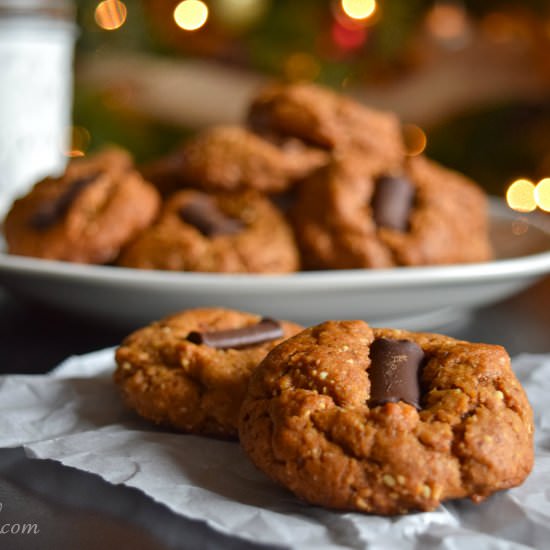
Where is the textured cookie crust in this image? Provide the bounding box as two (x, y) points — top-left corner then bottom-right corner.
(178, 126), (327, 193)
(247, 83), (405, 165)
(239, 320), (534, 514)
(115, 308), (303, 439)
(291, 154), (492, 269)
(118, 189), (300, 273)
(4, 148), (160, 264)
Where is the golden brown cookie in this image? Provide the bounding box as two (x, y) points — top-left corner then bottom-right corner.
(4, 148), (160, 264)
(115, 308), (303, 439)
(118, 189), (300, 273)
(291, 154), (492, 269)
(180, 126), (326, 193)
(247, 83), (405, 165)
(141, 126), (327, 196)
(239, 320), (534, 515)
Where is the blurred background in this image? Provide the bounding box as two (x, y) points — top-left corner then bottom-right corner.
(4, 0), (550, 211)
(2, 0), (550, 370)
(72, 0), (550, 207)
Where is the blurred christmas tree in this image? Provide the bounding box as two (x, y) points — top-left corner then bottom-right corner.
(72, 0), (550, 197)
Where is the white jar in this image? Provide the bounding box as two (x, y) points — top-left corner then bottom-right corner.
(0, 0), (76, 219)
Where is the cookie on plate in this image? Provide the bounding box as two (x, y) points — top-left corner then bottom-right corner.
(141, 126), (326, 196)
(118, 189), (300, 273)
(4, 148), (160, 264)
(239, 320), (534, 514)
(291, 154), (492, 269)
(247, 82), (405, 165)
(114, 308), (303, 439)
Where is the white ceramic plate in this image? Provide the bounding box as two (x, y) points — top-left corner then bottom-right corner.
(1, 199), (550, 330)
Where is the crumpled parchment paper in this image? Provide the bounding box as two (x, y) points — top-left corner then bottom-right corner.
(1, 348), (549, 550)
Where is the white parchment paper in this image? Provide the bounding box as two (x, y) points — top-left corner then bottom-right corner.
(1, 348), (550, 550)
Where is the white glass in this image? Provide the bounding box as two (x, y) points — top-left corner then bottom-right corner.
(0, 0), (76, 218)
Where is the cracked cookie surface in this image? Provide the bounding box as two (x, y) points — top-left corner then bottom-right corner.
(4, 148), (160, 264)
(118, 189), (300, 273)
(182, 126), (328, 193)
(291, 154), (492, 269)
(114, 308), (302, 439)
(239, 320), (534, 514)
(247, 83), (405, 165)
(147, 126), (327, 195)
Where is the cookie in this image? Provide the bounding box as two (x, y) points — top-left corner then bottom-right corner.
(179, 126), (327, 193)
(141, 126), (326, 196)
(291, 154), (492, 269)
(4, 148), (161, 264)
(114, 308), (303, 439)
(118, 189), (300, 273)
(239, 320), (534, 515)
(247, 83), (405, 165)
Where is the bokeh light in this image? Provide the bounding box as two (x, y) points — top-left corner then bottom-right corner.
(402, 124), (427, 156)
(95, 0), (127, 31)
(332, 21), (367, 51)
(425, 2), (469, 42)
(212, 0), (270, 31)
(534, 178), (550, 212)
(506, 179), (537, 213)
(341, 0), (377, 21)
(511, 218), (529, 236)
(174, 0), (209, 31)
(65, 126), (91, 158)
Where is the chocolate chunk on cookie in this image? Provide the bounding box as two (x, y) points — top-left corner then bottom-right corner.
(368, 338), (424, 409)
(28, 171), (102, 230)
(291, 154), (492, 269)
(4, 148), (160, 264)
(247, 83), (405, 165)
(239, 320), (534, 514)
(371, 175), (415, 231)
(114, 308), (303, 439)
(178, 193), (245, 237)
(187, 318), (283, 348)
(117, 189), (300, 273)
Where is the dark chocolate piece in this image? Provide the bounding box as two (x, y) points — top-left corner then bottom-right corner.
(368, 338), (424, 409)
(371, 174), (415, 231)
(187, 318), (283, 349)
(30, 172), (101, 229)
(179, 195), (244, 237)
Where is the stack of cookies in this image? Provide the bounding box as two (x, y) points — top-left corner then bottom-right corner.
(3, 83), (493, 272)
(114, 307), (534, 515)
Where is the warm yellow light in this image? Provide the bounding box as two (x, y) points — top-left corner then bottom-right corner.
(94, 0), (127, 31)
(174, 0), (209, 31)
(402, 124), (427, 156)
(341, 0), (377, 21)
(212, 0), (269, 30)
(65, 126), (91, 158)
(534, 178), (550, 212)
(506, 179), (537, 213)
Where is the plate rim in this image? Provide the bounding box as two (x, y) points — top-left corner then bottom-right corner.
(1, 198), (550, 292)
